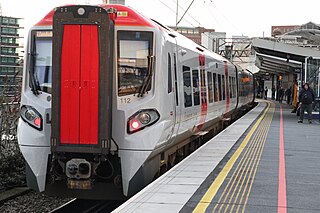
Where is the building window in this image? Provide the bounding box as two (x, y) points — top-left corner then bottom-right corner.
(2, 18), (9, 24)
(9, 18), (17, 24)
(1, 37), (18, 44)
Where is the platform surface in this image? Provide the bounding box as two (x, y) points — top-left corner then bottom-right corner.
(114, 100), (320, 213)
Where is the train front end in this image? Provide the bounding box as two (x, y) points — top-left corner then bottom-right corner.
(17, 5), (138, 200)
(48, 5), (125, 199)
(18, 3), (179, 200)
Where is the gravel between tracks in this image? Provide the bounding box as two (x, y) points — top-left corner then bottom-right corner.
(0, 190), (72, 213)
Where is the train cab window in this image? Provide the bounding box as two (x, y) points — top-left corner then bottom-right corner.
(192, 70), (200, 106)
(218, 74), (222, 101)
(117, 31), (154, 97)
(183, 66), (192, 108)
(208, 72), (213, 103)
(168, 53), (172, 93)
(29, 30), (53, 94)
(213, 73), (218, 102)
(222, 75), (226, 100)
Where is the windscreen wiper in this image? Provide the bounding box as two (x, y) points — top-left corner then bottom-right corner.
(138, 55), (155, 97)
(29, 34), (40, 95)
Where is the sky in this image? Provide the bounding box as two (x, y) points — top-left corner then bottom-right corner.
(1, 0), (320, 38)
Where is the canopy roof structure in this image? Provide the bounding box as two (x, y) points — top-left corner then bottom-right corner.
(252, 37), (320, 76)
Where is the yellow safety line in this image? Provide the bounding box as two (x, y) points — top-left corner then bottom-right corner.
(212, 119), (263, 212)
(227, 103), (274, 213)
(233, 108), (274, 212)
(225, 124), (266, 213)
(239, 105), (275, 213)
(193, 102), (270, 213)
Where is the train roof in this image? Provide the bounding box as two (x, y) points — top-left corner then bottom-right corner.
(35, 4), (158, 28)
(35, 4), (231, 65)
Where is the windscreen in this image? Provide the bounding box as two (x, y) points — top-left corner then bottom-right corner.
(117, 30), (153, 97)
(29, 30), (52, 94)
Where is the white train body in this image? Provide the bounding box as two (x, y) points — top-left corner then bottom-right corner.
(17, 5), (254, 199)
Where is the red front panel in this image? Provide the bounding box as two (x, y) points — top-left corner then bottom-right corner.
(60, 25), (99, 145)
(60, 25), (81, 145)
(79, 25), (99, 145)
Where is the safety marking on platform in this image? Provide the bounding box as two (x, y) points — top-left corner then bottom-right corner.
(278, 105), (287, 213)
(193, 102), (274, 213)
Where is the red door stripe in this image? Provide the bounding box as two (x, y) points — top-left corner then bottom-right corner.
(278, 105), (287, 213)
(60, 25), (99, 145)
(79, 25), (99, 145)
(60, 25), (81, 145)
(195, 54), (207, 132)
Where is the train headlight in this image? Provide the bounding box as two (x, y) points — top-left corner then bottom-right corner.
(127, 109), (160, 134)
(138, 113), (151, 124)
(20, 105), (43, 131)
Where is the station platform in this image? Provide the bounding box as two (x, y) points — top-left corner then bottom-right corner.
(113, 100), (320, 213)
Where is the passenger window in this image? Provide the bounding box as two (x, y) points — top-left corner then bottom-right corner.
(173, 53), (179, 106)
(229, 76), (232, 98)
(183, 66), (192, 107)
(218, 74), (222, 101)
(192, 69), (200, 106)
(213, 73), (218, 102)
(222, 75), (226, 100)
(232, 77), (236, 98)
(168, 53), (172, 93)
(208, 72), (213, 103)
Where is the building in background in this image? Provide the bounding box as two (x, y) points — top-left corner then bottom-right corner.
(172, 26), (215, 45)
(271, 25), (300, 37)
(0, 16), (23, 98)
(271, 22), (320, 37)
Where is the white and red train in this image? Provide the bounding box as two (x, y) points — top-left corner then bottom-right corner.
(17, 4), (255, 199)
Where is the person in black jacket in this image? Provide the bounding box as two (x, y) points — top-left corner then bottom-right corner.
(298, 83), (315, 123)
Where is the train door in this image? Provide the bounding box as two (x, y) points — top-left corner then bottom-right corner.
(51, 6), (114, 152)
(168, 37), (181, 142)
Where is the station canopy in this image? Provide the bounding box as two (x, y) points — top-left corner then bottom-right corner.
(252, 37), (320, 76)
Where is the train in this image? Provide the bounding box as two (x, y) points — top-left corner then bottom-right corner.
(17, 4), (255, 200)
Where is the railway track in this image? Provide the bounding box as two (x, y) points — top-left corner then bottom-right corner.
(50, 198), (123, 213)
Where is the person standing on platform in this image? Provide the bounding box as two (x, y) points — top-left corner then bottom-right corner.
(298, 83), (315, 123)
(286, 87), (292, 104)
(271, 86), (276, 100)
(278, 87), (284, 103)
(264, 86), (268, 100)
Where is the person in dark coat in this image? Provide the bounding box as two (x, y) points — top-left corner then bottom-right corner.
(264, 86), (268, 100)
(298, 83), (315, 123)
(285, 87), (292, 104)
(271, 86), (276, 100)
(278, 87), (284, 103)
